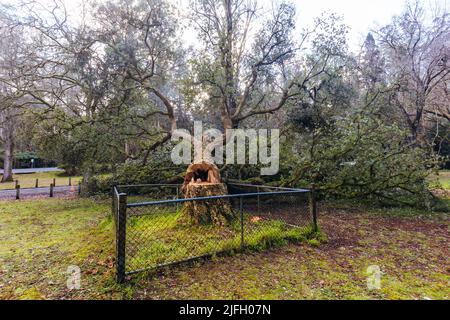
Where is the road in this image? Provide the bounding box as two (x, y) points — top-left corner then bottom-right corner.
(0, 167), (63, 174)
(0, 185), (78, 200)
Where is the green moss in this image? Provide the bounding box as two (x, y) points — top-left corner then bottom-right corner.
(18, 287), (44, 300)
(2, 196), (448, 300)
(125, 212), (316, 272)
(0, 197), (119, 299)
(307, 238), (321, 247)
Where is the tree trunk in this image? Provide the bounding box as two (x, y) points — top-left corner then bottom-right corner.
(218, 0), (237, 132)
(181, 183), (235, 226)
(82, 165), (93, 186)
(1, 119), (14, 183)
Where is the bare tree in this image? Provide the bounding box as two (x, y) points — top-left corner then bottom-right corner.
(0, 10), (27, 182)
(375, 0), (450, 146)
(0, 103), (16, 182)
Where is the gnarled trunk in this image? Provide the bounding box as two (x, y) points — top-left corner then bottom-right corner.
(181, 162), (235, 226)
(181, 182), (235, 226)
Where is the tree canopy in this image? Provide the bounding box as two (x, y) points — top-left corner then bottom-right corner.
(0, 0), (448, 205)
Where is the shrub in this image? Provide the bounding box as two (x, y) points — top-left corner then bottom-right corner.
(81, 161), (186, 196)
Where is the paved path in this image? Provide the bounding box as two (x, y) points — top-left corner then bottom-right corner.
(0, 167), (63, 174)
(0, 185), (78, 200)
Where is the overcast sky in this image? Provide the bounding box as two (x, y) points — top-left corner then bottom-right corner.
(294, 0), (410, 49)
(4, 0), (449, 51)
(292, 0), (448, 50)
(171, 0), (449, 51)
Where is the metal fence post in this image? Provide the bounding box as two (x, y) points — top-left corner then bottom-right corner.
(257, 186), (260, 214)
(176, 187), (179, 211)
(15, 184), (20, 200)
(111, 186), (116, 217)
(240, 196), (244, 249)
(117, 192), (127, 283)
(309, 185), (318, 232)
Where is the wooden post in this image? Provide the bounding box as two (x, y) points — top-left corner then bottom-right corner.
(117, 193), (127, 283)
(15, 184), (20, 200)
(35, 178), (39, 188)
(69, 177), (72, 186)
(309, 185), (318, 232)
(53, 178), (56, 187)
(49, 183), (54, 197)
(78, 182), (81, 195)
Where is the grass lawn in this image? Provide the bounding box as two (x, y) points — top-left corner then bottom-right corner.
(436, 170), (450, 189)
(0, 196), (448, 300)
(429, 170), (450, 190)
(0, 198), (119, 299)
(126, 210), (315, 273)
(0, 171), (82, 190)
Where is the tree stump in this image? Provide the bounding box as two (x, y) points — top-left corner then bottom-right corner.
(181, 162), (235, 226)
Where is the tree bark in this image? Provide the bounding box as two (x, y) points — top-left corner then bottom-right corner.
(219, 0), (237, 131)
(181, 183), (235, 226)
(1, 123), (14, 182)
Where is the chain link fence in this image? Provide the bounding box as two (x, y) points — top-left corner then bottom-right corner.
(112, 183), (317, 282)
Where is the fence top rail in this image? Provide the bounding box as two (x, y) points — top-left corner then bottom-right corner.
(126, 188), (310, 208)
(113, 185), (120, 198)
(2, 185), (75, 191)
(116, 183), (182, 189)
(116, 182), (306, 191)
(227, 182), (306, 191)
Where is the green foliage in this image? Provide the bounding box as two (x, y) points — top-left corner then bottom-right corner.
(283, 98), (438, 206)
(82, 157), (186, 196)
(14, 151), (38, 160)
(33, 118), (117, 176)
